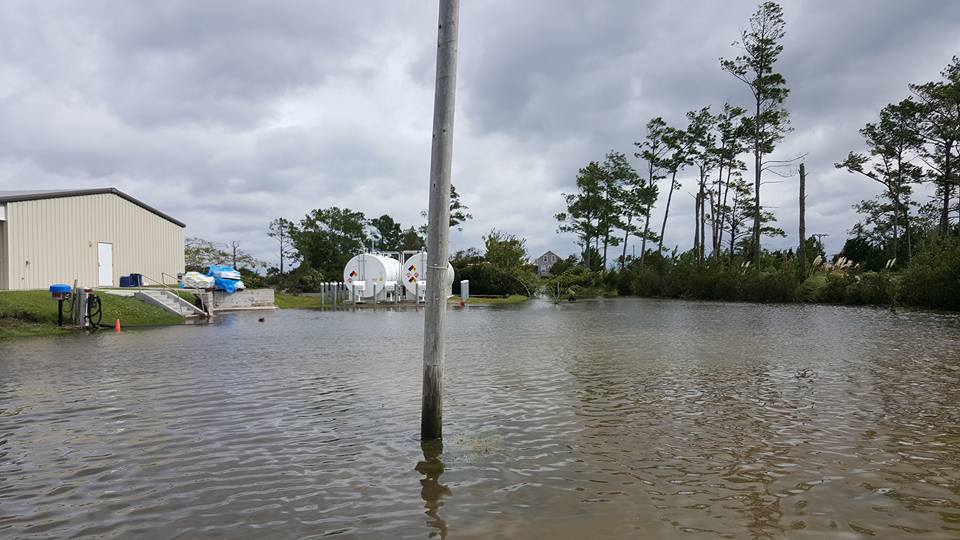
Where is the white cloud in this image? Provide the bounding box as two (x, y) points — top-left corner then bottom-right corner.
(0, 1), (957, 266)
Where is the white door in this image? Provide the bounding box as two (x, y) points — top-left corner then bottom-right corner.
(97, 242), (113, 286)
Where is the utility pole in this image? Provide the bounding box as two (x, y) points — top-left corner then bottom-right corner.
(798, 163), (806, 279)
(422, 0), (459, 441)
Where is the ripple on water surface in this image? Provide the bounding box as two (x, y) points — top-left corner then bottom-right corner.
(1, 298), (960, 538)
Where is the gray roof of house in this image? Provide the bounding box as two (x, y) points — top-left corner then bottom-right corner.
(0, 188), (185, 227)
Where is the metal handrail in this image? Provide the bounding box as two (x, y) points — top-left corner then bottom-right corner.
(166, 272), (211, 315)
(139, 273), (207, 317)
(139, 273), (187, 316)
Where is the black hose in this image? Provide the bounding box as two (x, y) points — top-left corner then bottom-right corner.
(85, 295), (103, 328)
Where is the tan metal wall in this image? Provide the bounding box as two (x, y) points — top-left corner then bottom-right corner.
(3, 193), (184, 290)
(0, 219), (8, 290)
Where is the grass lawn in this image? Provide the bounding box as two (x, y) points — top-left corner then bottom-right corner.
(0, 290), (183, 339)
(463, 295), (529, 305)
(275, 293), (326, 309)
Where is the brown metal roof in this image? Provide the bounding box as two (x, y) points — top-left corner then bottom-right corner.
(0, 188), (185, 228)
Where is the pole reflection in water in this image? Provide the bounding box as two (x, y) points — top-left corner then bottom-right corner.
(2, 301), (960, 537)
(416, 440), (451, 538)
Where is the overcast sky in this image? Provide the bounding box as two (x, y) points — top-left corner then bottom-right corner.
(1, 1), (958, 266)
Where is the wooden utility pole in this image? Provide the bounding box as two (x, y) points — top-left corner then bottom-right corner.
(798, 162), (807, 279)
(421, 0), (459, 441)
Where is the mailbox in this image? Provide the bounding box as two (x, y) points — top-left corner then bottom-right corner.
(49, 283), (72, 300)
(49, 284), (72, 326)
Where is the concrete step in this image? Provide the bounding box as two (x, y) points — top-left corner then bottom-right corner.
(135, 291), (206, 318)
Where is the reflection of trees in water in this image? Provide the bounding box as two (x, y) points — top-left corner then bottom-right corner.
(565, 347), (826, 537)
(416, 440), (451, 538)
(862, 339), (960, 526)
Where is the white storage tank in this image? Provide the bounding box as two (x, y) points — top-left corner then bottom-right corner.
(343, 253), (401, 299)
(402, 252), (455, 299)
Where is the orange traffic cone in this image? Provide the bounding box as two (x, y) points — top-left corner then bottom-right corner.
(115, 319), (121, 332)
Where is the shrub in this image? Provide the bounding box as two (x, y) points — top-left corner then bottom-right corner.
(842, 272), (891, 305)
(796, 274), (826, 303)
(454, 263), (533, 295)
(738, 271), (797, 303)
(818, 273), (855, 303)
(630, 267), (664, 297)
(899, 237), (960, 310)
(282, 266), (326, 293)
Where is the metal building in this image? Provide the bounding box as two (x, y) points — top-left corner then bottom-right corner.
(0, 188), (185, 290)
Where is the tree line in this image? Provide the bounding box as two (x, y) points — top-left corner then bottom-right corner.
(557, 1), (790, 271)
(552, 1), (960, 310)
(838, 58), (960, 264)
(187, 186), (472, 290)
(555, 1), (959, 273)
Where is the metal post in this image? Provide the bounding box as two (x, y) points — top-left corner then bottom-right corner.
(71, 279), (81, 326)
(421, 0), (459, 442)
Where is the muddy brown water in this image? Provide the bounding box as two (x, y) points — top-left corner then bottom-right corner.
(1, 298), (959, 539)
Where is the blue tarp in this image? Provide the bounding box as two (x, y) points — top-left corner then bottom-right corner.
(206, 265), (245, 293)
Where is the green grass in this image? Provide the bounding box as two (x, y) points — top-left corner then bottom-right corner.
(0, 290), (183, 339)
(0, 318), (67, 338)
(463, 294), (529, 305)
(275, 293), (326, 309)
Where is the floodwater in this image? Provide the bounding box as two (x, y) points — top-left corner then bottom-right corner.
(1, 299), (959, 539)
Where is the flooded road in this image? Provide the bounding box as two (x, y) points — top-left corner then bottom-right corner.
(1, 298), (959, 538)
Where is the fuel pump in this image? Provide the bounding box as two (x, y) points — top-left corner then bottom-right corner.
(76, 288), (103, 328)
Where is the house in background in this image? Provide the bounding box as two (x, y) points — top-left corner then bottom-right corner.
(533, 250), (561, 277)
(0, 188), (185, 290)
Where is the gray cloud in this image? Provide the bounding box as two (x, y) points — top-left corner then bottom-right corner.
(0, 1), (957, 266)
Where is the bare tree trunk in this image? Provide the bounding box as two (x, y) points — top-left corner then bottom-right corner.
(620, 214), (632, 270)
(712, 160), (724, 259)
(602, 231), (609, 269)
(279, 231), (285, 275)
(753, 99), (762, 267)
(798, 163), (806, 279)
(891, 189), (901, 260)
(639, 210), (652, 268)
(729, 198), (739, 266)
(729, 223), (738, 266)
(942, 141), (953, 235)
(904, 205), (913, 260)
(640, 162), (657, 269)
(753, 146), (761, 267)
(699, 185), (706, 263)
(693, 192), (700, 262)
(710, 190), (719, 259)
(717, 163), (731, 259)
(658, 170), (678, 253)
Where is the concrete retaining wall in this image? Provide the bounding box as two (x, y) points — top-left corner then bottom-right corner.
(212, 288), (276, 311)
